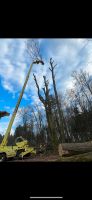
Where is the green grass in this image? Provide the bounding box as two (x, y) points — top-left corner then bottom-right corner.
(57, 151), (92, 162)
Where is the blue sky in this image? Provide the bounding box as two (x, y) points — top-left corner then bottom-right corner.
(0, 38), (92, 135)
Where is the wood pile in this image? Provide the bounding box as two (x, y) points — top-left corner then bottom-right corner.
(58, 141), (92, 157)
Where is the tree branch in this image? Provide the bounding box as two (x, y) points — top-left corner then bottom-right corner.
(33, 74), (46, 105)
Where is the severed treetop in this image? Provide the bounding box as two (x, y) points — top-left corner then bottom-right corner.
(0, 111), (10, 119)
(26, 39), (44, 65)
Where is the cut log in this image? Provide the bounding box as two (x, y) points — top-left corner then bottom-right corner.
(58, 142), (92, 157)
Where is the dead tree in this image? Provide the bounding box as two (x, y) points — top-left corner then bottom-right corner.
(31, 107), (42, 135)
(49, 58), (69, 142)
(34, 104), (43, 132)
(33, 73), (58, 149)
(43, 76), (58, 146)
(72, 70), (92, 105)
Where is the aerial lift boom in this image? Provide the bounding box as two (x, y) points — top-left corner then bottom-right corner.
(0, 59), (44, 161)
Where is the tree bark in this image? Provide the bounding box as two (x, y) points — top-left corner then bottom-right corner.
(33, 74), (58, 149)
(49, 58), (69, 142)
(60, 141), (92, 156)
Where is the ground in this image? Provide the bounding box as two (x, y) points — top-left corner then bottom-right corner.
(8, 151), (92, 162)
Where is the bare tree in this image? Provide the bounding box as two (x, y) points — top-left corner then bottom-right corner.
(33, 73), (58, 149)
(72, 70), (92, 113)
(34, 104), (43, 131)
(64, 68), (92, 142)
(26, 39), (44, 64)
(72, 70), (92, 99)
(49, 58), (68, 142)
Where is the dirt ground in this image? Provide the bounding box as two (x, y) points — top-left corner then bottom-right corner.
(9, 154), (60, 162)
(8, 151), (92, 162)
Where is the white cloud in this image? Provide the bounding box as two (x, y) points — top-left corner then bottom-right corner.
(4, 106), (11, 110)
(64, 78), (75, 90)
(43, 39), (92, 91)
(23, 93), (30, 100)
(84, 62), (92, 75)
(1, 39), (92, 135)
(26, 39), (92, 104)
(0, 39), (49, 106)
(1, 38), (91, 97)
(0, 120), (14, 136)
(0, 39), (27, 94)
(2, 79), (14, 93)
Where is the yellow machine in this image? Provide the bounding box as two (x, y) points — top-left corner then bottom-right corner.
(0, 59), (44, 162)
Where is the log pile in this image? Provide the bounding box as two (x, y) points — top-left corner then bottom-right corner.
(58, 142), (92, 157)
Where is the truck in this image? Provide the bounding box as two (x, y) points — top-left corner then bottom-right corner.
(0, 59), (44, 162)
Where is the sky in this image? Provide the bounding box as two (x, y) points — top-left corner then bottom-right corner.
(0, 38), (92, 135)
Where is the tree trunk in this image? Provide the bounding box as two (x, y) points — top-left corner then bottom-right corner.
(59, 141), (92, 156)
(49, 58), (69, 142)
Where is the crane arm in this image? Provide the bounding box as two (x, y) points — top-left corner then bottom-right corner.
(1, 60), (44, 146)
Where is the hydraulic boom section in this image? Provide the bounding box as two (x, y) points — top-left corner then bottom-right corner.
(1, 60), (44, 147)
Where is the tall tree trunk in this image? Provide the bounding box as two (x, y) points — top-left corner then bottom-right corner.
(33, 73), (58, 150)
(49, 58), (69, 142)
